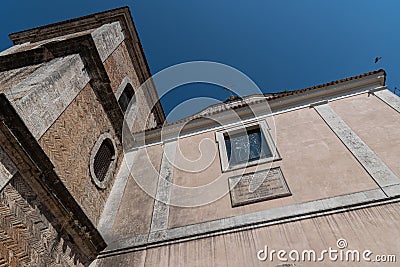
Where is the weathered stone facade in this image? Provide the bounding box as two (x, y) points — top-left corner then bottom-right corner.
(103, 41), (158, 131)
(0, 175), (85, 266)
(38, 83), (122, 226)
(0, 7), (165, 266)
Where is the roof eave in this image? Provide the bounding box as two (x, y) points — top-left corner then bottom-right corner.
(134, 70), (386, 146)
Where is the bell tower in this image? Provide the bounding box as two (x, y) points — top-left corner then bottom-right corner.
(0, 7), (164, 266)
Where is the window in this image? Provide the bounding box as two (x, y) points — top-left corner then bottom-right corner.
(90, 133), (118, 189)
(216, 120), (280, 172)
(93, 138), (115, 182)
(118, 83), (135, 113)
(225, 127), (272, 166)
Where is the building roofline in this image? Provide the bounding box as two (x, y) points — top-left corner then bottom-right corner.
(132, 69), (386, 146)
(9, 6), (130, 44)
(266, 69), (386, 101)
(8, 6), (166, 125)
(147, 69), (386, 131)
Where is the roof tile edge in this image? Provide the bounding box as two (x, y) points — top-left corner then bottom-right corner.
(145, 69), (386, 132)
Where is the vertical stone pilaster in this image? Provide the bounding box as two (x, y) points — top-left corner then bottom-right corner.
(150, 141), (177, 232)
(313, 103), (400, 196)
(0, 147), (17, 191)
(91, 21), (125, 63)
(374, 89), (400, 113)
(98, 151), (137, 241)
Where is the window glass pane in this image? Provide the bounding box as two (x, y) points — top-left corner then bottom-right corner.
(248, 128), (272, 160)
(224, 127), (272, 166)
(225, 137), (232, 162)
(232, 134), (250, 164)
(118, 93), (129, 113)
(118, 84), (135, 113)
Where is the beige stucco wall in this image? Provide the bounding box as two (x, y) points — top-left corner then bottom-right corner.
(97, 89), (399, 266)
(169, 106), (379, 227)
(112, 144), (163, 237)
(97, 201), (400, 267)
(329, 93), (400, 177)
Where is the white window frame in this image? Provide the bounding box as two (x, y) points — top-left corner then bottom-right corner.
(216, 120), (280, 172)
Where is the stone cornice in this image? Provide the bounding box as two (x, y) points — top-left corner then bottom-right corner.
(0, 34), (124, 140)
(133, 71), (386, 147)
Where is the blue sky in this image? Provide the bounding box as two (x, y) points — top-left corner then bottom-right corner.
(0, 1), (399, 121)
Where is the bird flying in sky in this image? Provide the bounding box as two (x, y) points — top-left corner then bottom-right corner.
(375, 57), (382, 63)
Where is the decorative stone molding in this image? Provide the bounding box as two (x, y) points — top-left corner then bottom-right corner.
(150, 141), (177, 232)
(114, 76), (138, 130)
(135, 74), (385, 147)
(314, 103), (400, 193)
(102, 188), (390, 255)
(91, 21), (125, 63)
(89, 132), (118, 189)
(5, 54), (90, 140)
(97, 151), (137, 242)
(374, 89), (400, 113)
(114, 76), (135, 100)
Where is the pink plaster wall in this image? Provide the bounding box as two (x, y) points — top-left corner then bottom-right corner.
(169, 106), (378, 228)
(112, 144), (163, 237)
(329, 93), (400, 177)
(143, 202), (400, 267)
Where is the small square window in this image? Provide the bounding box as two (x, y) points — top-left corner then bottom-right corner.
(224, 127), (272, 166)
(216, 121), (280, 172)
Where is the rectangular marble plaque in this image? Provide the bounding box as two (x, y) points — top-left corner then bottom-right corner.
(228, 167), (291, 207)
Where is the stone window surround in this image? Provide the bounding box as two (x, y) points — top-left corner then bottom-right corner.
(118, 83), (135, 114)
(115, 76), (136, 100)
(89, 132), (118, 189)
(114, 77), (139, 127)
(216, 120), (281, 172)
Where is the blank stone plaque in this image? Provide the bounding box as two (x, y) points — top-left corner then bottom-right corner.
(228, 167), (291, 207)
